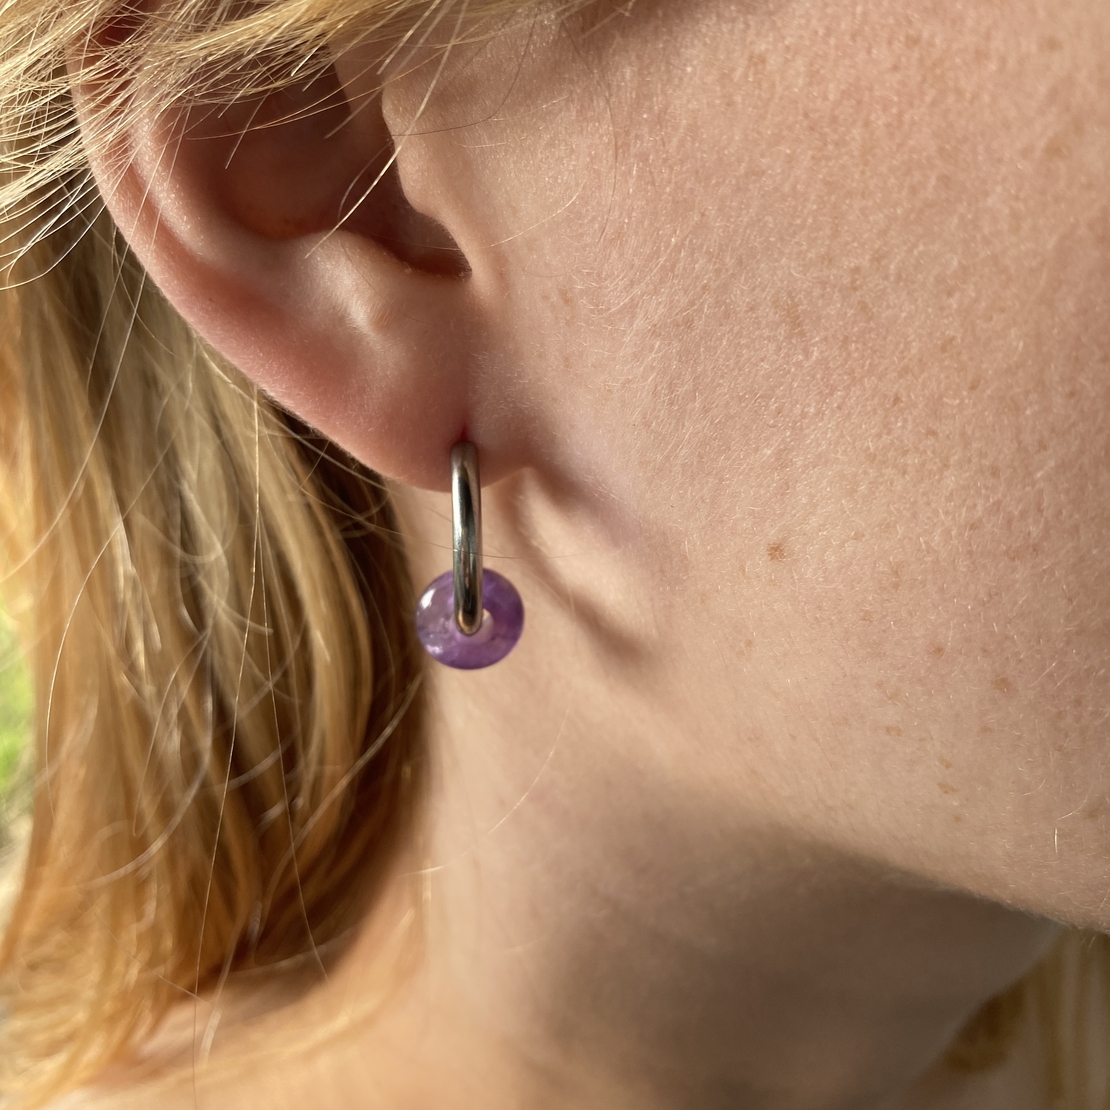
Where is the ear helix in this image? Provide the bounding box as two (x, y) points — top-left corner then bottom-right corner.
(415, 443), (524, 669)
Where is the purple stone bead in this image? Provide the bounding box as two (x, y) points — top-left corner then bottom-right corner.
(415, 569), (524, 670)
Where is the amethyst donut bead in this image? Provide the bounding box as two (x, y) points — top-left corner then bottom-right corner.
(415, 569), (524, 669)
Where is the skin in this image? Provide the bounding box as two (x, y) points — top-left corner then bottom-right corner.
(73, 0), (1110, 1106)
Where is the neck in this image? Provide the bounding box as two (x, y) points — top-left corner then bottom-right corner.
(329, 705), (1055, 1110)
(115, 474), (1058, 1110)
(333, 478), (1057, 1110)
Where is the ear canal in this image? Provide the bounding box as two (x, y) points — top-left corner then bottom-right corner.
(200, 60), (469, 277)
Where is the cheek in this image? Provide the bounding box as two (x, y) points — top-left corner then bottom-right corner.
(568, 0), (1110, 917)
(765, 8), (1110, 856)
(440, 0), (1110, 917)
(786, 206), (1110, 802)
(767, 113), (1110, 916)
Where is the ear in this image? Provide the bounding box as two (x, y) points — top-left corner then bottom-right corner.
(75, 50), (518, 489)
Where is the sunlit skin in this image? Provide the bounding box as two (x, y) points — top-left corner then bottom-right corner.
(75, 0), (1110, 1106)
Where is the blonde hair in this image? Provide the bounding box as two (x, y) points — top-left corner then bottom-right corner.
(1, 0), (1109, 1106)
(0, 1), (489, 1101)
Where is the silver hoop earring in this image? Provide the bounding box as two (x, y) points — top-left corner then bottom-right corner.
(415, 442), (524, 669)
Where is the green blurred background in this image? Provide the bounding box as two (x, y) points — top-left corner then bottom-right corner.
(0, 607), (31, 834)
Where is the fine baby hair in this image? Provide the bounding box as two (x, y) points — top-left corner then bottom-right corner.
(3, 2), (1110, 1108)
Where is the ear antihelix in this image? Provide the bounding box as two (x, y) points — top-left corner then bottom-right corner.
(195, 61), (469, 277)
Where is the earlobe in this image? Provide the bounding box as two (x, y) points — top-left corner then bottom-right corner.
(76, 53), (500, 489)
